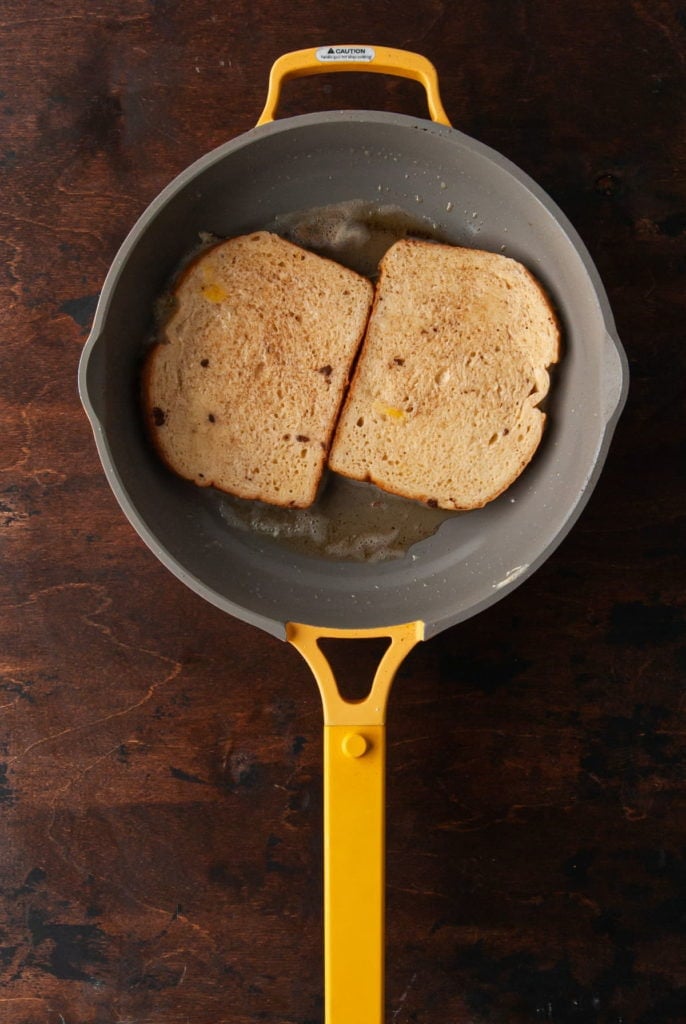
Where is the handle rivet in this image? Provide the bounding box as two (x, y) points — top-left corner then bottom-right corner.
(342, 732), (368, 758)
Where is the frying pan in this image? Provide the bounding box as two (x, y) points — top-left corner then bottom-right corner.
(78, 46), (628, 1023)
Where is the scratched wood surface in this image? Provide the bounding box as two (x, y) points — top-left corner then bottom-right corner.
(1, 2), (684, 1022)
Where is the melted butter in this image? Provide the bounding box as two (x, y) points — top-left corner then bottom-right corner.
(376, 403), (406, 421)
(270, 199), (444, 279)
(202, 282), (228, 303)
(215, 473), (456, 563)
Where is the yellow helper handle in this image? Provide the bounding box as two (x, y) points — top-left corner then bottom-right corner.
(256, 45), (451, 127)
(287, 620), (424, 1024)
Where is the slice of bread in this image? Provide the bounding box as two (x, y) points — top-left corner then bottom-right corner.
(328, 239), (561, 510)
(142, 231), (374, 508)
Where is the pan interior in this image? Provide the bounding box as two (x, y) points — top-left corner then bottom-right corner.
(82, 111), (625, 639)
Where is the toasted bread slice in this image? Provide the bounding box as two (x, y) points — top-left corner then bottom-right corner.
(328, 239), (561, 510)
(142, 231), (374, 508)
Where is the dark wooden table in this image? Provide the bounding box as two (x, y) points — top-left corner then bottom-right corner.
(1, 3), (684, 1022)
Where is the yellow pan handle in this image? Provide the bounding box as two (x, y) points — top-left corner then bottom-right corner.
(287, 620), (424, 1024)
(256, 45), (451, 127)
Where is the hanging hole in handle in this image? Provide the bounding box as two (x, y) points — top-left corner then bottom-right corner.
(317, 636), (392, 703)
(287, 620), (424, 726)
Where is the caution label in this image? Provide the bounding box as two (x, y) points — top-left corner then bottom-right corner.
(315, 45), (375, 63)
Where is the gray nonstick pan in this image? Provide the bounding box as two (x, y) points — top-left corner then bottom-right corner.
(78, 46), (629, 1024)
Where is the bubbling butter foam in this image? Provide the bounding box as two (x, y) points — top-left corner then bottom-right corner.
(270, 200), (444, 278)
(215, 473), (456, 563)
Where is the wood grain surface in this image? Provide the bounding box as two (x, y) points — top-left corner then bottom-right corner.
(1, 2), (684, 1022)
